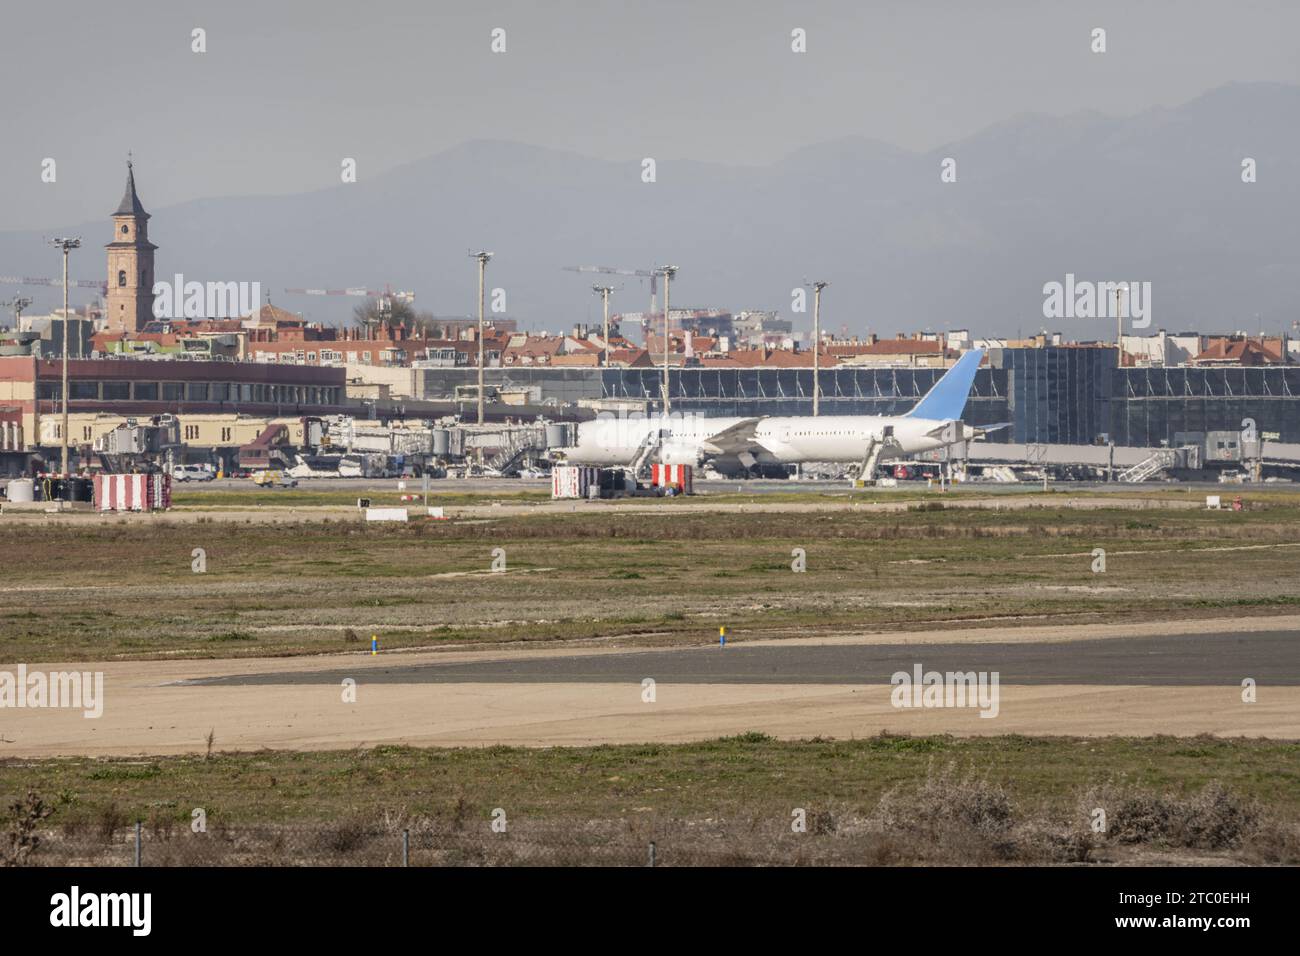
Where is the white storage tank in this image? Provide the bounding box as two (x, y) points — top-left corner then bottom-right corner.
(5, 479), (35, 503)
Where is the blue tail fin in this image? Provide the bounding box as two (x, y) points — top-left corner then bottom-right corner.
(907, 349), (984, 421)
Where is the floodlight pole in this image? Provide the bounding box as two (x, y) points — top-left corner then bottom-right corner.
(471, 251), (493, 424)
(810, 280), (829, 416)
(593, 285), (613, 365)
(660, 266), (678, 415)
(1115, 285), (1127, 370)
(50, 237), (81, 476)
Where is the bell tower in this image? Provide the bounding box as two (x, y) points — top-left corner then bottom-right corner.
(104, 159), (158, 334)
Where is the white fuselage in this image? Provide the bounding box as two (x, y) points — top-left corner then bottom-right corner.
(564, 414), (975, 468)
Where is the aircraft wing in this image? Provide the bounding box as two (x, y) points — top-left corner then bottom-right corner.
(699, 418), (763, 456)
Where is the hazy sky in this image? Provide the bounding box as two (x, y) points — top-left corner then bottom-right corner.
(3, 0), (1299, 231)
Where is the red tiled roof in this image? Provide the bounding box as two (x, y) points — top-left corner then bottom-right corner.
(826, 340), (946, 356)
(698, 348), (825, 368)
(607, 348), (654, 368)
(1193, 337), (1286, 365)
(244, 303), (303, 326)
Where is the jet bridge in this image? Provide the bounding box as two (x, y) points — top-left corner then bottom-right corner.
(931, 442), (1197, 482)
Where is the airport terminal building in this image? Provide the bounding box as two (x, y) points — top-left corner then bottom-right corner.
(0, 355), (347, 453)
(413, 346), (1300, 447)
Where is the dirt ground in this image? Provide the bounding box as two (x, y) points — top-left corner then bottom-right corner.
(4, 615), (1296, 757)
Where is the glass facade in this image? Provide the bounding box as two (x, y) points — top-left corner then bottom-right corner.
(420, 365), (1010, 429)
(35, 378), (342, 408)
(993, 347), (1114, 445)
(418, 354), (1300, 448)
(1113, 366), (1300, 445)
(605, 366), (1011, 427)
(984, 351), (1300, 446)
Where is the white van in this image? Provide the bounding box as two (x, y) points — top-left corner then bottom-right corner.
(172, 464), (215, 482)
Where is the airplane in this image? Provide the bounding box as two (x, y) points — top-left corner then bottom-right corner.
(557, 348), (997, 480)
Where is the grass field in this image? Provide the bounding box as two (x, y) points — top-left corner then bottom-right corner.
(3, 494), (1300, 662)
(10, 732), (1297, 823)
(4, 734), (1297, 865)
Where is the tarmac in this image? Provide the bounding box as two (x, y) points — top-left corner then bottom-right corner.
(182, 630), (1300, 687)
(3, 615), (1297, 756)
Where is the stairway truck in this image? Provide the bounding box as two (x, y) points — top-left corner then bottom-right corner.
(552, 464), (599, 499)
(651, 463), (693, 495)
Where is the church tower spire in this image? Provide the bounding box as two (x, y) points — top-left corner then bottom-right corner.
(105, 158), (158, 334)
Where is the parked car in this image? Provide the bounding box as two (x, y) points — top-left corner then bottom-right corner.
(172, 465), (215, 482)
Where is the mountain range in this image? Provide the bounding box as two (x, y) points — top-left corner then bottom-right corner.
(2, 82), (1298, 340)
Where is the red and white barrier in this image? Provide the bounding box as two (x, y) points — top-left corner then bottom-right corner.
(651, 463), (693, 494)
(93, 473), (171, 512)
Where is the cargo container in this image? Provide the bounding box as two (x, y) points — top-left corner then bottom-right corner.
(552, 464), (600, 499)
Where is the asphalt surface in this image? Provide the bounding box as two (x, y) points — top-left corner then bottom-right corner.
(184, 629), (1300, 687)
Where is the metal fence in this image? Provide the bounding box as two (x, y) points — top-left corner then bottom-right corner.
(14, 820), (921, 867)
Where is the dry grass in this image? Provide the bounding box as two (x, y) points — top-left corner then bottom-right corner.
(3, 734), (1297, 865)
(13, 771), (1296, 867)
(5, 500), (1300, 662)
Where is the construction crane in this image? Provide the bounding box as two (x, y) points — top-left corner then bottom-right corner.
(282, 284), (416, 334)
(283, 284), (415, 303)
(1, 296), (33, 331)
(562, 265), (659, 318)
(1, 275), (107, 295)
